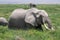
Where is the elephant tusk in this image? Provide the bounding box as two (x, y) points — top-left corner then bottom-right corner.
(44, 24), (55, 31)
(44, 24), (51, 30)
(51, 27), (55, 31)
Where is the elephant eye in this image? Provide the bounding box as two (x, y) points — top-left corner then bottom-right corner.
(36, 13), (39, 14)
(35, 13), (39, 16)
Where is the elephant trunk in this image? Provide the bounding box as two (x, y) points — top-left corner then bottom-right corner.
(44, 17), (54, 30)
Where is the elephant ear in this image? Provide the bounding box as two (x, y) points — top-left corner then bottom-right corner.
(25, 12), (37, 26)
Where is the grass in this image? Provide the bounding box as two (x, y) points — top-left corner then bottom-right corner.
(0, 4), (60, 40)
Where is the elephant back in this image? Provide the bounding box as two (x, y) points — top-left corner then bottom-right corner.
(0, 17), (7, 22)
(0, 17), (8, 26)
(10, 9), (27, 18)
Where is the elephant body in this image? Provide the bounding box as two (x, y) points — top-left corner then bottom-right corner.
(8, 8), (54, 30)
(8, 9), (27, 29)
(0, 17), (8, 26)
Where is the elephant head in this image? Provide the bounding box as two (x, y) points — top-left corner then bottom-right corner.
(25, 8), (54, 30)
(37, 10), (54, 30)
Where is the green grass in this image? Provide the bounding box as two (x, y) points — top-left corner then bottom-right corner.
(0, 4), (60, 40)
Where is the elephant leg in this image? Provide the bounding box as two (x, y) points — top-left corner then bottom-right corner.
(25, 23), (33, 29)
(8, 20), (14, 29)
(8, 21), (13, 29)
(8, 18), (16, 29)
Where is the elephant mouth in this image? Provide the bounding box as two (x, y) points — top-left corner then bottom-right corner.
(35, 23), (43, 30)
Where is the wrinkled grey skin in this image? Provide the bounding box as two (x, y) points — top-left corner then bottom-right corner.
(0, 17), (8, 26)
(8, 8), (53, 30)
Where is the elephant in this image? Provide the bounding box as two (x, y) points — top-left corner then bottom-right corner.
(0, 17), (8, 26)
(25, 8), (54, 30)
(8, 8), (54, 30)
(29, 3), (36, 8)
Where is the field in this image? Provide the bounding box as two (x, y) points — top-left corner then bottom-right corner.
(0, 4), (60, 40)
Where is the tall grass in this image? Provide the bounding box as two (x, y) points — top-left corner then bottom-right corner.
(0, 4), (60, 40)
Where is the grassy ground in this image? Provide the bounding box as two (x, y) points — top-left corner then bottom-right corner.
(0, 4), (60, 40)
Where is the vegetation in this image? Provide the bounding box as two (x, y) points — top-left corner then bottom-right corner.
(0, 4), (60, 40)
